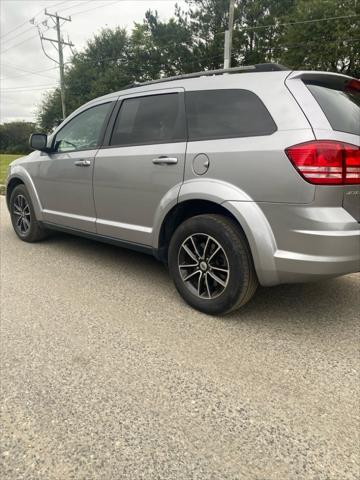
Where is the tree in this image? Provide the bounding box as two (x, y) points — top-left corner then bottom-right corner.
(0, 121), (36, 153)
(38, 28), (133, 131)
(37, 0), (360, 130)
(279, 0), (360, 77)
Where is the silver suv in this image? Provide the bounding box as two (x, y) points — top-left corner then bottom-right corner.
(6, 64), (360, 315)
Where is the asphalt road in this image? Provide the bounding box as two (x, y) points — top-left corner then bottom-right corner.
(1, 196), (359, 480)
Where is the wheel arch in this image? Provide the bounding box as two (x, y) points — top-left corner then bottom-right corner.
(153, 183), (279, 286)
(6, 177), (24, 209)
(6, 169), (43, 220)
(156, 199), (250, 261)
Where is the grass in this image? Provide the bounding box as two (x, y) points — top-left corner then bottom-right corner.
(0, 154), (23, 194)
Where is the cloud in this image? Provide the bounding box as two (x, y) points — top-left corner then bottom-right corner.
(1, 0), (184, 123)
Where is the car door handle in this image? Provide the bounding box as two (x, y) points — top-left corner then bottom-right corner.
(152, 156), (178, 165)
(74, 159), (91, 167)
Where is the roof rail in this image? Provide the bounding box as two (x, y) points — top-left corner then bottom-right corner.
(125, 63), (289, 90)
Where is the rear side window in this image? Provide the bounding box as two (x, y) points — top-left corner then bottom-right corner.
(110, 93), (185, 146)
(185, 89), (277, 141)
(306, 83), (360, 136)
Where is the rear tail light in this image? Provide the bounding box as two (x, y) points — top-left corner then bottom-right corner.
(345, 78), (360, 93)
(285, 141), (360, 185)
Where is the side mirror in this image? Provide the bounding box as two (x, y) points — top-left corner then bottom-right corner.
(29, 133), (49, 152)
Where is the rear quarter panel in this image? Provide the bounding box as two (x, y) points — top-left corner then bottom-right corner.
(183, 72), (316, 203)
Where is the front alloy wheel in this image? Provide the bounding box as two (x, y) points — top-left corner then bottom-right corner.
(12, 194), (31, 236)
(9, 184), (48, 242)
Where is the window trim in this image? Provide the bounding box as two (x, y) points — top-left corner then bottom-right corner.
(51, 101), (116, 154)
(102, 89), (187, 149)
(185, 88), (277, 142)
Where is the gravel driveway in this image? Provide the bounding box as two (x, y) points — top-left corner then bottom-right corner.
(1, 196), (359, 479)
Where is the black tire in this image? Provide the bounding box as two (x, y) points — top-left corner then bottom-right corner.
(168, 214), (258, 315)
(9, 184), (48, 242)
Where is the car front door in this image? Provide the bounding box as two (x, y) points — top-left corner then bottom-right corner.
(93, 89), (187, 245)
(35, 101), (113, 232)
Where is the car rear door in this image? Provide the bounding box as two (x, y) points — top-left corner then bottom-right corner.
(93, 88), (187, 245)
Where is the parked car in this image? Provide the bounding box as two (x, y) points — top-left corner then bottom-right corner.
(6, 64), (360, 315)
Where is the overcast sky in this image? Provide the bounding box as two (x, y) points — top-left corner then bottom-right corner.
(1, 0), (185, 124)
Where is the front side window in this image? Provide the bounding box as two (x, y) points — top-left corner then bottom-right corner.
(186, 89), (277, 141)
(110, 93), (185, 146)
(54, 102), (110, 152)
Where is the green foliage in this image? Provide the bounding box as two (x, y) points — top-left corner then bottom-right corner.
(0, 122), (36, 154)
(279, 0), (360, 76)
(0, 154), (22, 188)
(37, 0), (360, 131)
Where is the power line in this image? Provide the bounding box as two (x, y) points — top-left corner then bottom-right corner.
(2, 64), (58, 80)
(1, 26), (34, 45)
(68, 0), (186, 17)
(57, 1), (92, 14)
(0, 19), (31, 40)
(1, 84), (57, 91)
(0, 1), (67, 40)
(2, 63), (58, 74)
(239, 14), (360, 31)
(213, 13), (360, 38)
(70, 0), (120, 17)
(1, 33), (40, 54)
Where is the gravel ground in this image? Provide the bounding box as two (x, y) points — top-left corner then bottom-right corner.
(1, 196), (359, 480)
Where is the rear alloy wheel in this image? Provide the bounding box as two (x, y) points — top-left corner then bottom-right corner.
(178, 233), (230, 300)
(10, 184), (48, 242)
(168, 214), (258, 315)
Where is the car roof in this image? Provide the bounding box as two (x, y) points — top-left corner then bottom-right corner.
(82, 63), (292, 108)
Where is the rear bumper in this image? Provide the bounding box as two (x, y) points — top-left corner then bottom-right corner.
(263, 204), (359, 284)
(273, 238), (359, 283)
(225, 201), (360, 286)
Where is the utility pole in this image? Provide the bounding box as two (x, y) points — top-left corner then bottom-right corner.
(38, 10), (74, 119)
(224, 0), (235, 69)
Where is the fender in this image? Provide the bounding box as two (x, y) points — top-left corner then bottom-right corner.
(152, 179), (279, 286)
(6, 165), (44, 221)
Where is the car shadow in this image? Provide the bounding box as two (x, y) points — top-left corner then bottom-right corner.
(225, 277), (358, 328)
(46, 231), (359, 327)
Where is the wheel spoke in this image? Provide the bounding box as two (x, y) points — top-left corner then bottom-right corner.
(22, 217), (30, 230)
(13, 210), (22, 216)
(179, 263), (198, 269)
(208, 271), (227, 288)
(182, 243), (198, 263)
(208, 245), (220, 263)
(190, 236), (201, 259)
(203, 236), (210, 258)
(23, 205), (30, 215)
(14, 203), (22, 213)
(209, 265), (229, 274)
(197, 272), (203, 295)
(183, 269), (201, 282)
(204, 274), (211, 298)
(16, 215), (22, 226)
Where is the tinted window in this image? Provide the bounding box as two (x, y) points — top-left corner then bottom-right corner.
(186, 89), (276, 141)
(110, 93), (185, 146)
(54, 103), (110, 152)
(307, 83), (360, 136)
